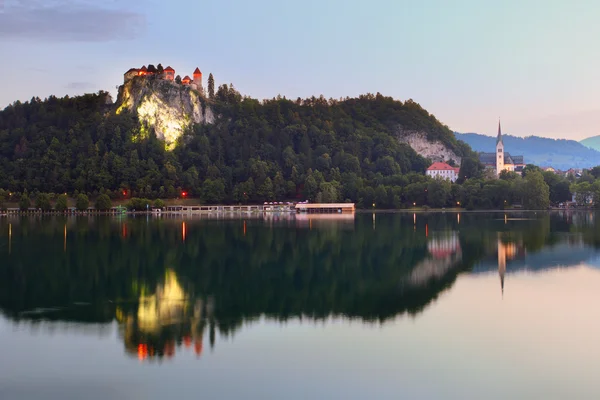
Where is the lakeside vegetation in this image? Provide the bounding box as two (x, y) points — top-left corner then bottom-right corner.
(0, 88), (590, 210)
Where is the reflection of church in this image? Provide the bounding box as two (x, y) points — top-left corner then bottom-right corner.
(116, 269), (217, 362)
(496, 235), (526, 296)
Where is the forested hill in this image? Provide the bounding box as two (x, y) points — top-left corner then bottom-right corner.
(0, 89), (476, 207)
(455, 132), (600, 170)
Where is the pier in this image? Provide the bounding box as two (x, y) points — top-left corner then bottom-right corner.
(295, 203), (355, 213)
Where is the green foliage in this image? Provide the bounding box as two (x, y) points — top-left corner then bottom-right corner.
(19, 192), (31, 211)
(55, 194), (68, 211)
(75, 194), (89, 211)
(3, 89), (564, 210)
(0, 189), (6, 210)
(95, 194), (112, 210)
(523, 171), (550, 209)
(126, 198), (152, 211)
(207, 73), (215, 99)
(154, 199), (165, 208)
(35, 193), (52, 211)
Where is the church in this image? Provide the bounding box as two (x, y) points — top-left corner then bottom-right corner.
(478, 121), (524, 176)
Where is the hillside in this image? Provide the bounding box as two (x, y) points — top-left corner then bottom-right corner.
(580, 135), (600, 152)
(455, 132), (600, 169)
(0, 85), (476, 207)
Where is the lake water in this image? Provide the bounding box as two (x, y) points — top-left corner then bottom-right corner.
(1, 211), (600, 399)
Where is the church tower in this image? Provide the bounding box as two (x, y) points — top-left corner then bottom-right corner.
(496, 119), (504, 176)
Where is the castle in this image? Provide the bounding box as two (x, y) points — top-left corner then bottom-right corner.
(124, 64), (203, 92)
(478, 120), (525, 176)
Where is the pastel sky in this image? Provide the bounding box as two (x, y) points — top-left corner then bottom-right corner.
(1, 0), (599, 140)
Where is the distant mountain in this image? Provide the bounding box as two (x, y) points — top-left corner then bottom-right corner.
(454, 132), (600, 170)
(580, 135), (600, 152)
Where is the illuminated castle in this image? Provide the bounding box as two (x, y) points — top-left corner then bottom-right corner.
(123, 64), (203, 92)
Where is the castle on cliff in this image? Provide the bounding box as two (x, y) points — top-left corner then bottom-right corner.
(124, 65), (203, 92)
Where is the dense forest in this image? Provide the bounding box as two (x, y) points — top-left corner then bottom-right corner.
(0, 86), (582, 209)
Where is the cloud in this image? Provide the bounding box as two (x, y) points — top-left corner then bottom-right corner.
(0, 0), (145, 41)
(65, 81), (94, 90)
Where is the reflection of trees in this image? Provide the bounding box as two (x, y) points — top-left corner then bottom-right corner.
(0, 212), (586, 347)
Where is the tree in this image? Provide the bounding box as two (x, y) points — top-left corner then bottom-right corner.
(175, 75), (182, 84)
(457, 157), (482, 183)
(19, 192), (31, 211)
(35, 193), (52, 211)
(427, 179), (451, 208)
(76, 194), (90, 211)
(147, 64), (157, 73)
(157, 64), (164, 74)
(523, 171), (550, 209)
(95, 194), (112, 210)
(154, 199), (165, 208)
(207, 73), (215, 99)
(320, 181), (340, 203)
(0, 192), (5, 211)
(522, 164), (541, 178)
(55, 194), (68, 212)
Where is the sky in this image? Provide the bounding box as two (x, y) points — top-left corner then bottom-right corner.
(1, 0), (600, 140)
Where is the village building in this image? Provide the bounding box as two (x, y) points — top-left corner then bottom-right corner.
(478, 121), (525, 176)
(426, 162), (460, 182)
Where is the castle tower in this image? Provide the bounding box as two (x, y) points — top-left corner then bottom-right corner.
(192, 67), (203, 92)
(496, 119), (504, 176)
(164, 66), (175, 81)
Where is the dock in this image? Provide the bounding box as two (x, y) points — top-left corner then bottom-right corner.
(295, 203), (355, 213)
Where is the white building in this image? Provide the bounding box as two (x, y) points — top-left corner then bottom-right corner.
(426, 162), (460, 182)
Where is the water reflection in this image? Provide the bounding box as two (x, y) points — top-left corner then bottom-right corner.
(2, 211), (600, 357)
(117, 269), (213, 362)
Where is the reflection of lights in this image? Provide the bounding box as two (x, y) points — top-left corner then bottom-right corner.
(505, 214), (507, 224)
(138, 344), (148, 361)
(8, 223), (11, 255)
(122, 223), (127, 238)
(195, 340), (203, 356)
(413, 213), (416, 225)
(425, 224), (428, 237)
(64, 224), (67, 252)
(243, 221), (246, 236)
(184, 336), (192, 348)
(457, 213), (460, 224)
(182, 222), (186, 241)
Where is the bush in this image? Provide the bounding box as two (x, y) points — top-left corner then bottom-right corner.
(126, 197), (152, 211)
(19, 193), (31, 211)
(35, 193), (52, 211)
(55, 194), (68, 212)
(154, 199), (165, 208)
(95, 194), (112, 211)
(75, 194), (89, 211)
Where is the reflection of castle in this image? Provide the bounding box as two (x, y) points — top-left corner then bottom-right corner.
(117, 270), (216, 362)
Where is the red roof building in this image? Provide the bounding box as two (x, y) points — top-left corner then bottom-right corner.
(426, 162), (460, 182)
(182, 75), (192, 85)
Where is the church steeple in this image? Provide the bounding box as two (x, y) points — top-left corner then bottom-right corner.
(496, 119), (503, 145)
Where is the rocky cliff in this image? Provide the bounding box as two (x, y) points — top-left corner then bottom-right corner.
(115, 76), (214, 149)
(396, 128), (462, 165)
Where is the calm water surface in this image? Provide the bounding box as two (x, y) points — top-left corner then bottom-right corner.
(1, 212), (600, 399)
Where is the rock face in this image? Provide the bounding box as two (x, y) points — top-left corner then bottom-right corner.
(396, 128), (462, 165)
(116, 76), (214, 149)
